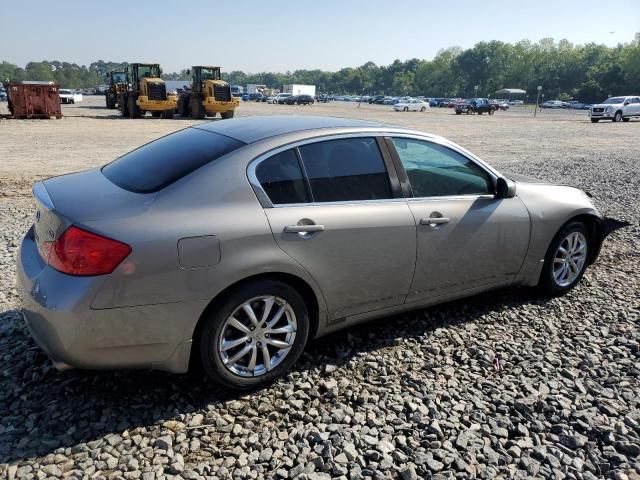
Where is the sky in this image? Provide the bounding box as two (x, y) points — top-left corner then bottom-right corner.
(1, 0), (638, 73)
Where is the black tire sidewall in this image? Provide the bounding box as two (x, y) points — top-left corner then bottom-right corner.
(199, 280), (310, 390)
(539, 221), (589, 296)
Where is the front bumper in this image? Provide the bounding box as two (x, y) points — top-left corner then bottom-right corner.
(16, 230), (201, 374)
(589, 110), (613, 119)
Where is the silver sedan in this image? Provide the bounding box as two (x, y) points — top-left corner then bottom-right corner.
(17, 116), (624, 389)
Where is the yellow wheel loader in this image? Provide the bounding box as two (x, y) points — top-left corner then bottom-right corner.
(105, 70), (128, 110)
(119, 63), (176, 119)
(177, 66), (238, 119)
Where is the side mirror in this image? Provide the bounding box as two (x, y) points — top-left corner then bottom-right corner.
(496, 177), (516, 199)
(624, 101), (630, 106)
(186, 69), (191, 75)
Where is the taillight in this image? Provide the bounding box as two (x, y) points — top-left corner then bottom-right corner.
(40, 226), (131, 276)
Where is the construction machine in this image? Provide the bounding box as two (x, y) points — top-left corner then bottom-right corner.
(104, 70), (128, 109)
(118, 63), (176, 119)
(177, 66), (238, 119)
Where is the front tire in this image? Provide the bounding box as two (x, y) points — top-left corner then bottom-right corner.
(613, 111), (623, 122)
(199, 280), (310, 390)
(591, 118), (599, 123)
(221, 110), (234, 119)
(538, 221), (589, 297)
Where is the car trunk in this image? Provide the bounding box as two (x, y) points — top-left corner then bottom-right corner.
(33, 168), (157, 247)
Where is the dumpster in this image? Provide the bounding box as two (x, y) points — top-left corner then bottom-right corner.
(6, 82), (62, 119)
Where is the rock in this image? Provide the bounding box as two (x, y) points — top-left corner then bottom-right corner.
(155, 435), (173, 451)
(559, 433), (589, 450)
(400, 465), (418, 480)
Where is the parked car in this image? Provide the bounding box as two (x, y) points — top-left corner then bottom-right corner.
(267, 93), (292, 104)
(295, 94), (314, 105)
(541, 100), (564, 109)
(0, 88), (7, 101)
(393, 99), (429, 112)
(241, 94), (250, 101)
(455, 98), (496, 115)
(283, 95), (314, 105)
(59, 89), (75, 104)
(17, 116), (624, 389)
(588, 96), (640, 122)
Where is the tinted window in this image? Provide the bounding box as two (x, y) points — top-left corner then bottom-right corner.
(256, 149), (310, 204)
(102, 128), (245, 193)
(298, 138), (392, 202)
(391, 138), (492, 197)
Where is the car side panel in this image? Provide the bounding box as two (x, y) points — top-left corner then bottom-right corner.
(89, 147), (328, 324)
(513, 183), (602, 286)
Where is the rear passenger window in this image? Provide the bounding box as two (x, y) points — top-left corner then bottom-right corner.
(256, 149), (310, 205)
(298, 138), (392, 202)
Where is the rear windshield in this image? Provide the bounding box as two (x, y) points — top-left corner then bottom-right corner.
(102, 127), (245, 193)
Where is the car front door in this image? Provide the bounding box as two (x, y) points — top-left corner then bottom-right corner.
(251, 136), (417, 320)
(387, 136), (531, 303)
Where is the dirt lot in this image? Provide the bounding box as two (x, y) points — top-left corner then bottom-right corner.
(0, 97), (632, 197)
(0, 97), (638, 479)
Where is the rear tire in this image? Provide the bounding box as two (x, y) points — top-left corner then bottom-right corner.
(199, 280), (310, 390)
(538, 221), (590, 297)
(622, 117), (630, 122)
(151, 111), (162, 118)
(403, 107), (408, 112)
(221, 110), (234, 119)
(162, 110), (174, 119)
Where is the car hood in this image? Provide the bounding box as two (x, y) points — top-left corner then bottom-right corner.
(504, 172), (550, 184)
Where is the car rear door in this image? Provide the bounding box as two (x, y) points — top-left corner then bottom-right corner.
(386, 136), (531, 303)
(250, 135), (417, 320)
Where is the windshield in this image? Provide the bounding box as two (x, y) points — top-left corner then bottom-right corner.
(200, 68), (220, 81)
(112, 72), (127, 83)
(60, 89), (71, 94)
(603, 97), (626, 104)
(137, 65), (159, 78)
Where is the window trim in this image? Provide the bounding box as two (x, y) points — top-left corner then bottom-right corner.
(248, 133), (403, 208)
(384, 134), (499, 199)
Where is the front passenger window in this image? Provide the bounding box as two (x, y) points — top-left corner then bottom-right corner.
(391, 138), (492, 197)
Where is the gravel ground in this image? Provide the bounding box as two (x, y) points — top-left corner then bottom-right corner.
(0, 98), (638, 479)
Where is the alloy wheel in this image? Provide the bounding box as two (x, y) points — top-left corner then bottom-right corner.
(552, 231), (587, 287)
(218, 295), (297, 377)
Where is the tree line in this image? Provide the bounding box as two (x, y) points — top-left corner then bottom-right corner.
(1, 35), (638, 103)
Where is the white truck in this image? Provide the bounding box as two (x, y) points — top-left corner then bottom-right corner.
(246, 84), (267, 95)
(283, 84), (316, 97)
(589, 96), (640, 122)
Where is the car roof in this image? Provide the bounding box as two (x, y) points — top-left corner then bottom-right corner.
(193, 115), (388, 144)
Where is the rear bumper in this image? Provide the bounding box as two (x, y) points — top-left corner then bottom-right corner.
(16, 230), (203, 374)
(137, 96), (177, 111)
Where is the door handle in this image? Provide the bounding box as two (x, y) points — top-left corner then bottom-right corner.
(420, 217), (450, 225)
(284, 224), (325, 233)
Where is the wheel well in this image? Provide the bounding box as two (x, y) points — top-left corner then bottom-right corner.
(560, 213), (600, 263)
(188, 273), (320, 372)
